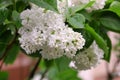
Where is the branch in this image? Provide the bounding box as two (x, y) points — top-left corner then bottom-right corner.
(28, 56), (42, 80)
(40, 68), (49, 80)
(0, 31), (18, 70)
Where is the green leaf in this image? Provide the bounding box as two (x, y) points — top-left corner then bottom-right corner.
(0, 0), (12, 9)
(85, 24), (109, 61)
(47, 65), (81, 80)
(12, 10), (20, 21)
(4, 43), (20, 64)
(38, 58), (46, 72)
(109, 1), (120, 17)
(44, 59), (54, 68)
(12, 10), (22, 29)
(0, 8), (9, 24)
(0, 44), (7, 58)
(17, 0), (29, 3)
(0, 71), (8, 80)
(97, 29), (111, 61)
(0, 30), (15, 45)
(55, 69), (80, 80)
(54, 56), (71, 71)
(106, 0), (114, 4)
(16, 1), (28, 12)
(80, 10), (92, 21)
(47, 66), (59, 80)
(69, 1), (95, 16)
(0, 30), (15, 59)
(6, 24), (16, 35)
(100, 16), (120, 33)
(67, 13), (85, 29)
(30, 0), (58, 12)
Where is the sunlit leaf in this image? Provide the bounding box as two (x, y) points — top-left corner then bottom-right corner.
(30, 0), (58, 12)
(100, 16), (120, 33)
(109, 1), (120, 17)
(12, 10), (22, 29)
(54, 56), (71, 71)
(4, 43), (20, 64)
(47, 65), (81, 80)
(85, 24), (110, 61)
(67, 13), (85, 29)
(69, 1), (95, 15)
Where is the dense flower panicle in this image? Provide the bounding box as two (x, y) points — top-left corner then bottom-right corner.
(72, 41), (104, 70)
(18, 7), (85, 59)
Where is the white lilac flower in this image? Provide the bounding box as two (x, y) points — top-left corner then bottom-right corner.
(72, 41), (104, 70)
(57, 0), (79, 21)
(86, 0), (106, 12)
(57, 0), (73, 14)
(70, 0), (106, 12)
(19, 7), (85, 59)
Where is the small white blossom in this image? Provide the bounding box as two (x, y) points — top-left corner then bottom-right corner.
(72, 41), (104, 70)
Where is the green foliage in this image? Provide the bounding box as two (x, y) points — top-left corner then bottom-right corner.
(4, 43), (19, 64)
(47, 64), (81, 80)
(44, 59), (54, 68)
(38, 58), (81, 80)
(16, 1), (28, 12)
(79, 29), (94, 49)
(109, 1), (120, 17)
(0, 43), (7, 58)
(106, 0), (114, 4)
(54, 56), (71, 71)
(67, 13), (85, 29)
(30, 0), (58, 12)
(12, 10), (21, 27)
(85, 24), (110, 61)
(100, 14), (120, 33)
(0, 0), (12, 9)
(68, 1), (95, 16)
(0, 31), (13, 58)
(0, 8), (9, 24)
(0, 71), (8, 80)
(0, 30), (19, 64)
(0, 0), (120, 79)
(98, 29), (112, 62)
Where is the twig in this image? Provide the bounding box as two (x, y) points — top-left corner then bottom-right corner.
(0, 31), (17, 70)
(40, 68), (49, 80)
(28, 56), (42, 80)
(0, 61), (4, 70)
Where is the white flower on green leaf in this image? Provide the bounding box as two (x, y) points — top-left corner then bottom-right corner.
(72, 41), (104, 70)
